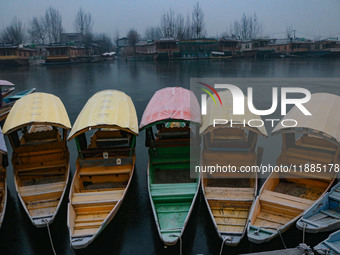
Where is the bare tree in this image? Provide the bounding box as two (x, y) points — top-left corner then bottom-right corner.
(183, 14), (193, 40)
(175, 14), (185, 40)
(192, 2), (206, 38)
(145, 26), (161, 40)
(44, 7), (64, 43)
(28, 17), (46, 44)
(74, 8), (94, 45)
(160, 9), (176, 38)
(1, 17), (25, 45)
(94, 33), (113, 53)
(229, 13), (263, 40)
(127, 29), (140, 54)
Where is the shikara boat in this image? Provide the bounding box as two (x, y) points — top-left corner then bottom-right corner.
(67, 90), (138, 249)
(200, 90), (267, 246)
(139, 87), (201, 245)
(248, 93), (339, 244)
(2, 93), (71, 227)
(0, 86), (36, 122)
(3, 88), (36, 104)
(0, 127), (8, 229)
(0, 80), (15, 98)
(296, 182), (340, 233)
(314, 229), (340, 255)
(240, 244), (314, 255)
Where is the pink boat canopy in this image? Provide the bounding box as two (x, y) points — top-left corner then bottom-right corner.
(0, 80), (14, 87)
(139, 87), (201, 129)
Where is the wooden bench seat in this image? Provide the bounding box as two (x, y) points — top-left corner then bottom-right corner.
(72, 189), (124, 205)
(261, 190), (314, 211)
(15, 159), (67, 172)
(78, 165), (132, 176)
(151, 183), (197, 202)
(205, 187), (254, 201)
(19, 181), (65, 196)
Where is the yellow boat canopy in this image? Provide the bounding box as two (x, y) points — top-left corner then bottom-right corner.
(68, 90), (138, 140)
(3, 92), (71, 134)
(272, 93), (340, 144)
(200, 90), (268, 136)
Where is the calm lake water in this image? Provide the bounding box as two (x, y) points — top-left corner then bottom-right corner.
(0, 58), (340, 255)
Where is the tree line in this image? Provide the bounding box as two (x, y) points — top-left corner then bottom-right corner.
(0, 3), (264, 51)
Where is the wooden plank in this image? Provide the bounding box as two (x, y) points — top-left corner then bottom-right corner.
(211, 209), (249, 219)
(75, 213), (107, 223)
(260, 202), (301, 217)
(27, 200), (59, 210)
(253, 218), (282, 229)
(73, 228), (98, 236)
(15, 160), (67, 172)
(78, 165), (132, 176)
(29, 206), (57, 217)
(205, 187), (254, 200)
(72, 189), (124, 204)
(19, 182), (65, 196)
(74, 204), (114, 214)
(256, 211), (293, 225)
(74, 222), (102, 229)
(261, 190), (314, 211)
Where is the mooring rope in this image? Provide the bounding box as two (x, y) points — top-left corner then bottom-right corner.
(253, 227), (287, 249)
(218, 236), (232, 255)
(170, 234), (182, 255)
(44, 219), (57, 255)
(302, 223), (307, 244)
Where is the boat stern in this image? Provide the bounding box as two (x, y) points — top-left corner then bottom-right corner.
(161, 231), (181, 246)
(247, 225), (276, 244)
(221, 233), (243, 246)
(32, 215), (55, 228)
(71, 235), (95, 249)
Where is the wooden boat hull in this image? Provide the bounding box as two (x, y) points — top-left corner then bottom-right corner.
(68, 159), (135, 249)
(14, 164), (70, 227)
(201, 177), (257, 246)
(296, 182), (340, 233)
(148, 162), (199, 246)
(0, 169), (7, 229)
(314, 229), (340, 254)
(240, 244), (314, 254)
(247, 172), (334, 244)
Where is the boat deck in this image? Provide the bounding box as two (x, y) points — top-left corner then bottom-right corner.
(71, 189), (124, 236)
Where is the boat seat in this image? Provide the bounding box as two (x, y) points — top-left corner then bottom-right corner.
(19, 181), (65, 203)
(15, 159), (67, 172)
(329, 192), (340, 203)
(72, 189), (124, 205)
(205, 187), (254, 201)
(151, 183), (197, 202)
(78, 165), (131, 176)
(261, 190), (314, 211)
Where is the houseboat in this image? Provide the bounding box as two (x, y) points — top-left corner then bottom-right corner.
(178, 38), (218, 59)
(45, 45), (86, 65)
(0, 44), (38, 66)
(156, 38), (180, 60)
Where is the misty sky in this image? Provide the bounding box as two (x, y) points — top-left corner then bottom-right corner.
(1, 0), (340, 40)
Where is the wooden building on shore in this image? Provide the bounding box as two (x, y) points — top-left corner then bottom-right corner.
(0, 44), (38, 66)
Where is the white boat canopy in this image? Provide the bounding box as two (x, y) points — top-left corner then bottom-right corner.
(272, 93), (340, 144)
(68, 90), (138, 140)
(2, 92), (71, 134)
(200, 90), (268, 136)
